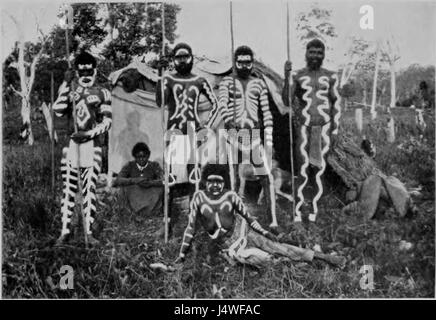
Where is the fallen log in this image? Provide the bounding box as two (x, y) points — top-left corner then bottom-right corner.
(326, 133), (415, 219)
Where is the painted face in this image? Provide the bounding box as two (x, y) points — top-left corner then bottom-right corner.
(206, 175), (225, 196)
(77, 63), (96, 88)
(305, 47), (324, 70)
(134, 151), (149, 167)
(235, 54), (253, 79)
(174, 48), (193, 75)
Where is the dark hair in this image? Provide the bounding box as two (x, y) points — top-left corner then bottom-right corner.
(200, 163), (230, 190)
(74, 51), (97, 69)
(306, 38), (325, 51)
(172, 42), (192, 57)
(234, 45), (253, 60)
(132, 142), (150, 158)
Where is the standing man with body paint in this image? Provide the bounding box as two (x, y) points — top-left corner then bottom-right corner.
(155, 43), (219, 237)
(282, 39), (341, 223)
(207, 45), (277, 228)
(54, 51), (112, 245)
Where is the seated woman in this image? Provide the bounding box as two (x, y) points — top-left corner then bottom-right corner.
(112, 142), (163, 218)
(175, 164), (346, 268)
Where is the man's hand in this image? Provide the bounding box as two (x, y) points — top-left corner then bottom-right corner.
(284, 60), (292, 77)
(64, 68), (75, 83)
(156, 57), (170, 71)
(71, 131), (91, 143)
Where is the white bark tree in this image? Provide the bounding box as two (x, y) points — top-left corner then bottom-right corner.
(370, 40), (381, 119)
(381, 34), (401, 110)
(8, 13), (48, 145)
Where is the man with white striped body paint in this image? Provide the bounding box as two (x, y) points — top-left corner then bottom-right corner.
(282, 39), (341, 223)
(155, 43), (219, 237)
(54, 51), (112, 245)
(207, 45), (277, 228)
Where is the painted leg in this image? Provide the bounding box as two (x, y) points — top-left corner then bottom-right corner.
(59, 147), (78, 238)
(227, 148), (236, 192)
(294, 125), (310, 223)
(309, 125), (330, 222)
(259, 175), (277, 228)
(256, 143), (277, 227)
(248, 228), (314, 262)
(81, 147), (102, 244)
(238, 165), (246, 198)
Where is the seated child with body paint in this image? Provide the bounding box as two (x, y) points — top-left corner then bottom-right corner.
(175, 164), (346, 268)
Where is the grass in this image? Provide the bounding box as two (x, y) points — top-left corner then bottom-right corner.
(2, 104), (435, 298)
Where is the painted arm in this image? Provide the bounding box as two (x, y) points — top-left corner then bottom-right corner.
(260, 80), (273, 148)
(52, 81), (72, 117)
(84, 88), (112, 140)
(155, 77), (169, 108)
(329, 73), (341, 136)
(201, 79), (220, 129)
(232, 192), (270, 236)
(282, 71), (298, 119)
(179, 193), (200, 259)
(216, 78), (234, 127)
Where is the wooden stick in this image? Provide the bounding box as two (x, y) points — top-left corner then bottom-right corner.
(229, 1), (237, 192)
(286, 2), (296, 221)
(160, 2), (169, 244)
(50, 71), (55, 196)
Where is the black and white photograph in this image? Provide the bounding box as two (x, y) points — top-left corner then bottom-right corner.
(1, 0), (435, 301)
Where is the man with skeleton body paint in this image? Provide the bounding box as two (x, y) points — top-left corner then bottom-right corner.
(206, 45), (277, 228)
(155, 43), (219, 236)
(54, 52), (112, 245)
(282, 39), (341, 223)
(175, 165), (346, 268)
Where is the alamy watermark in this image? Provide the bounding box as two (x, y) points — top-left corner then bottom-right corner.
(164, 121), (273, 175)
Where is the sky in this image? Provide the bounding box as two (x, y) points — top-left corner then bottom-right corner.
(1, 0), (435, 74)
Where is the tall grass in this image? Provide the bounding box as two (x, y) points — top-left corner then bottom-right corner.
(2, 105), (434, 298)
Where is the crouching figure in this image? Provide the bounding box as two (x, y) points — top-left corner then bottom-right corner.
(175, 164), (346, 268)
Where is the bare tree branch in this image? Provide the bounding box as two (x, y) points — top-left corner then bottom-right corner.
(27, 41), (46, 93)
(9, 84), (24, 98)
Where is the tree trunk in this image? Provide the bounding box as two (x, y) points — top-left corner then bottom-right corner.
(390, 63), (396, 109)
(20, 97), (34, 145)
(371, 45), (380, 120)
(362, 81), (367, 106)
(355, 108), (363, 134)
(386, 116), (395, 143)
(41, 102), (58, 142)
(326, 133), (377, 191)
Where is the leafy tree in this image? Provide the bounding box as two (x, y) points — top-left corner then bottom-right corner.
(397, 64), (435, 107)
(379, 35), (401, 109)
(295, 5), (337, 62)
(339, 80), (356, 109)
(101, 2), (181, 70)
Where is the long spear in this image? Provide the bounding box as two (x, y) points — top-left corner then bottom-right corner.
(160, 2), (170, 244)
(286, 2), (296, 220)
(63, 4), (88, 247)
(51, 69), (55, 196)
(228, 1), (236, 192)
